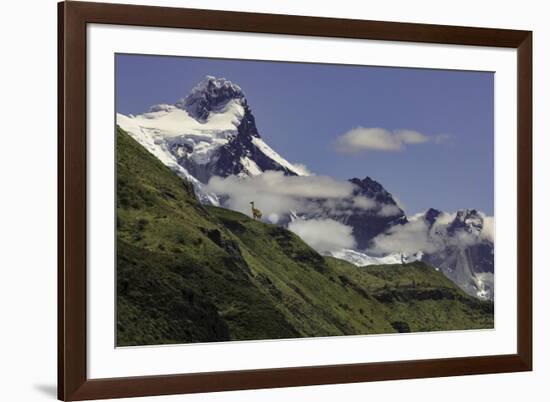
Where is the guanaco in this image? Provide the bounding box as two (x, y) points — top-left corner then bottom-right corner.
(250, 201), (262, 221)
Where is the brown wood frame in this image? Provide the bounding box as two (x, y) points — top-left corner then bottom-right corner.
(58, 1), (532, 400)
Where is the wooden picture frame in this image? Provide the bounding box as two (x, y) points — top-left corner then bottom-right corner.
(58, 1), (532, 400)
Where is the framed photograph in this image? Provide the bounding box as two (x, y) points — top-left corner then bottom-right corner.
(58, 1), (532, 400)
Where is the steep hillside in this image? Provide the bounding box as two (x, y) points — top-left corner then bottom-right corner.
(116, 126), (493, 346)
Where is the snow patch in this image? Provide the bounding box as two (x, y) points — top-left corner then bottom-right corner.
(239, 157), (262, 176)
(329, 249), (424, 267)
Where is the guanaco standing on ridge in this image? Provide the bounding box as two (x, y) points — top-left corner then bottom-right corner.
(250, 201), (262, 221)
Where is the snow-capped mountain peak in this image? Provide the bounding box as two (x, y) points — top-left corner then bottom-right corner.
(175, 76), (246, 122)
(117, 76), (305, 203)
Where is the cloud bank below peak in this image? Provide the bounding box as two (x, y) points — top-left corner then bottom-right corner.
(369, 210), (494, 255)
(206, 171), (400, 225)
(288, 219), (356, 253)
(335, 127), (450, 153)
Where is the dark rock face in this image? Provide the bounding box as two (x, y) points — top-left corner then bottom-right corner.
(422, 243), (494, 299)
(210, 106), (299, 178)
(345, 212), (407, 251)
(419, 209), (494, 300)
(349, 177), (395, 204)
(424, 208), (442, 226)
(345, 177), (408, 250)
(465, 242), (494, 274)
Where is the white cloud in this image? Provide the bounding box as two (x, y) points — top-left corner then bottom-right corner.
(395, 129), (430, 144)
(352, 196), (377, 210)
(288, 219), (356, 253)
(207, 171), (395, 224)
(378, 204), (403, 217)
(335, 127), (446, 153)
(336, 128), (403, 152)
(207, 171), (355, 222)
(371, 218), (440, 254)
(267, 213), (280, 224)
(370, 210), (494, 255)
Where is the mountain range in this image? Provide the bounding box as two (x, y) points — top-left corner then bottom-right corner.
(116, 126), (493, 345)
(117, 75), (494, 300)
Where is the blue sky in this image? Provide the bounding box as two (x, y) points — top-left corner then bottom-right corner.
(116, 54), (494, 215)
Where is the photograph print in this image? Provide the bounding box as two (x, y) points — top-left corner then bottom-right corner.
(115, 54), (494, 347)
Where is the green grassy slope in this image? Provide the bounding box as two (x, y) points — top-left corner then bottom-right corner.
(116, 126), (493, 346)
